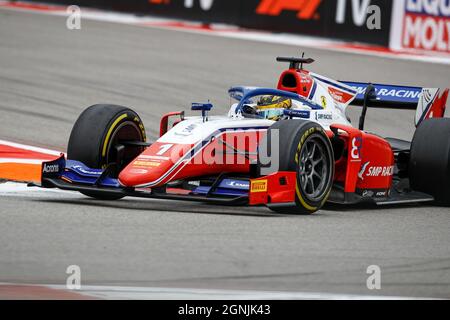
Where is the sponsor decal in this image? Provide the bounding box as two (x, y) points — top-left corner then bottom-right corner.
(284, 109), (311, 118)
(129, 168), (149, 174)
(361, 189), (389, 198)
(315, 112), (332, 121)
(366, 165), (394, 177)
(138, 155), (170, 161)
(43, 163), (59, 173)
(72, 165), (101, 175)
(362, 189), (374, 197)
(375, 190), (388, 197)
(376, 88), (419, 99)
(328, 87), (354, 104)
(225, 180), (250, 189)
(250, 180), (268, 193)
(343, 82), (423, 104)
(320, 95), (327, 108)
(353, 86), (421, 100)
(300, 72), (313, 84)
(256, 0), (322, 20)
(358, 161), (370, 180)
(176, 124), (197, 136)
(402, 0), (450, 53)
(336, 0), (381, 28)
(133, 160), (161, 167)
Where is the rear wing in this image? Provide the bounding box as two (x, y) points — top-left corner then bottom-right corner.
(341, 81), (449, 126)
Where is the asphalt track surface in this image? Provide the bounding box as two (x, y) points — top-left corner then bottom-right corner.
(0, 9), (449, 299)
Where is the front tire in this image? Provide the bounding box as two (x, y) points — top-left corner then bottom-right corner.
(258, 120), (334, 214)
(67, 104), (146, 200)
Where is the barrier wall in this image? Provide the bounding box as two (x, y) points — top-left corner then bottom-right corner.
(24, 0), (394, 46)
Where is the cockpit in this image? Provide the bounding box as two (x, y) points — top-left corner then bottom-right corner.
(228, 87), (324, 121)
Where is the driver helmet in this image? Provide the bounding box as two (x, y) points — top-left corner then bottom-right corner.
(256, 95), (292, 120)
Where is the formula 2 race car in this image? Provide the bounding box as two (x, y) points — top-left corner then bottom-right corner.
(32, 56), (450, 214)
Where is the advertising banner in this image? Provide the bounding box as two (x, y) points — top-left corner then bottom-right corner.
(143, 0), (241, 24)
(238, 0), (327, 38)
(390, 0), (450, 54)
(25, 0), (393, 46)
(327, 0), (393, 46)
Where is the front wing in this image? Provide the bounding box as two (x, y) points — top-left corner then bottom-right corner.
(30, 155), (434, 208)
(32, 155), (297, 206)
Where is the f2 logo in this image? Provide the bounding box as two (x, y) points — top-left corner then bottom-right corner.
(256, 0), (322, 20)
(351, 137), (362, 161)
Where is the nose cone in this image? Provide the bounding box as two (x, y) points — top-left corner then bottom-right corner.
(118, 156), (175, 187)
(118, 142), (188, 188)
(118, 166), (152, 187)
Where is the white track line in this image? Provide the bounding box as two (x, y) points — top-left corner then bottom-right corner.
(0, 283), (439, 300)
(0, 139), (63, 156)
(0, 158), (44, 164)
(0, 181), (75, 197)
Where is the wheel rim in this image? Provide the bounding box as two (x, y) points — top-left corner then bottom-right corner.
(297, 136), (331, 201)
(105, 121), (144, 174)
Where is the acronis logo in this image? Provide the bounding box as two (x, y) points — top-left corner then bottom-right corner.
(256, 0), (322, 20)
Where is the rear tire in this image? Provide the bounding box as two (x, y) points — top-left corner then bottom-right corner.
(258, 120), (334, 214)
(409, 118), (450, 205)
(67, 104), (146, 200)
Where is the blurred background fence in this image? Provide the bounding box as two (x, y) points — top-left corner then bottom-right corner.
(23, 0), (449, 54)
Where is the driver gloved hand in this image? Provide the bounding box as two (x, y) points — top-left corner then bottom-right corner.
(242, 104), (257, 115)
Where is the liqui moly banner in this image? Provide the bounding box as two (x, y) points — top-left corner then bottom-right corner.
(390, 0), (450, 54)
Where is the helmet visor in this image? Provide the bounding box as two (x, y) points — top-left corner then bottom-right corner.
(257, 108), (285, 120)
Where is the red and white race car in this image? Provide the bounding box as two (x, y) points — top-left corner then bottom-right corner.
(34, 56), (450, 214)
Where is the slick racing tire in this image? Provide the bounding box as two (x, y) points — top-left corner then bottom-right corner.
(258, 120), (334, 214)
(67, 104), (146, 200)
(409, 118), (450, 206)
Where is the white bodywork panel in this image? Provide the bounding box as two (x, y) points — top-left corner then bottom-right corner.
(160, 71), (358, 144)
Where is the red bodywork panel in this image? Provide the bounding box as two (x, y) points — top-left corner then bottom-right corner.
(332, 124), (394, 193)
(121, 113), (394, 202)
(423, 88), (449, 122)
(119, 130), (266, 187)
(159, 111), (184, 137)
(249, 125), (394, 206)
(249, 172), (297, 206)
(277, 69), (314, 97)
